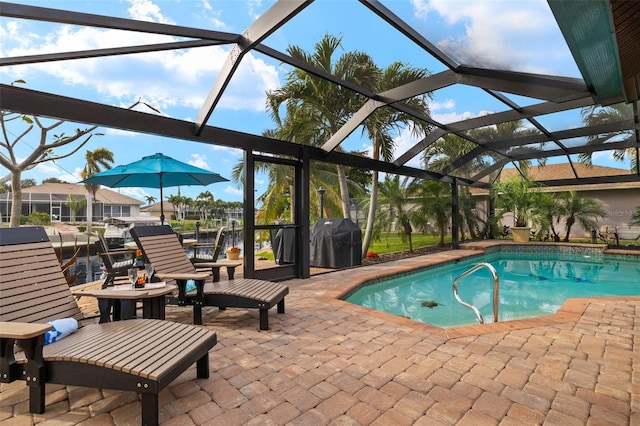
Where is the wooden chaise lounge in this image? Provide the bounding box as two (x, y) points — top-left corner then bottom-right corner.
(129, 225), (289, 330)
(0, 226), (218, 425)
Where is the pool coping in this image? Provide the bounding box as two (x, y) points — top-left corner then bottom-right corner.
(320, 241), (640, 339)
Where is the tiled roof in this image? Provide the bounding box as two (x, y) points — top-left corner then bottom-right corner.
(473, 163), (640, 194)
(20, 183), (143, 205)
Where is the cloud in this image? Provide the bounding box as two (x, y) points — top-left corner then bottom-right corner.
(33, 162), (81, 183)
(430, 98), (455, 111)
(1, 3), (280, 114)
(188, 153), (210, 170)
(127, 0), (175, 24)
(412, 0), (575, 75)
(224, 185), (242, 196)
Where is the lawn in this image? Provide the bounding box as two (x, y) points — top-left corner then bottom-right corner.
(367, 232), (450, 254)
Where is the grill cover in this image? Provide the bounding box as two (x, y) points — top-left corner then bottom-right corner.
(310, 218), (362, 268)
(270, 226), (296, 265)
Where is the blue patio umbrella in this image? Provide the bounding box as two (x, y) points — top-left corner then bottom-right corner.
(81, 152), (229, 224)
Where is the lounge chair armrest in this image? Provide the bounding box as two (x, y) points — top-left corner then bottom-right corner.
(155, 272), (209, 281)
(0, 322), (52, 339)
(0, 322), (51, 383)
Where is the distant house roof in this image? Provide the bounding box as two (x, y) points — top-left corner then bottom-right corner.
(473, 163), (640, 195)
(500, 163), (640, 192)
(18, 183), (143, 205)
(140, 201), (174, 213)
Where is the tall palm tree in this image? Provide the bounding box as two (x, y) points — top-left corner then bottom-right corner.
(266, 34), (379, 218)
(559, 190), (606, 242)
(144, 195), (156, 206)
(81, 148), (114, 234)
(360, 62), (432, 257)
(422, 133), (486, 240)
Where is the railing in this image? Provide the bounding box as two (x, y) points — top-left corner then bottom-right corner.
(452, 262), (499, 324)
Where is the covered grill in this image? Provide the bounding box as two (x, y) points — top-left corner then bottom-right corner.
(310, 218), (362, 268)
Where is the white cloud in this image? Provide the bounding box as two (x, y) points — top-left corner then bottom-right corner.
(188, 153), (210, 170)
(2, 5), (280, 114)
(33, 162), (81, 183)
(127, 0), (175, 24)
(224, 185), (242, 196)
(430, 99), (455, 111)
(413, 0), (575, 76)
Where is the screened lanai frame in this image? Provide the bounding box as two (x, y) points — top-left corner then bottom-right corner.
(1, 0), (639, 280)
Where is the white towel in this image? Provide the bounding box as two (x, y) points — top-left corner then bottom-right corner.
(44, 318), (79, 345)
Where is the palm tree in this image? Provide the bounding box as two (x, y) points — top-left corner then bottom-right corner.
(266, 34), (379, 218)
(416, 180), (451, 246)
(378, 175), (420, 252)
(559, 190), (607, 241)
(81, 148), (114, 234)
(579, 103), (636, 171)
(144, 195), (156, 206)
(360, 62), (432, 257)
(65, 195), (86, 223)
(422, 133), (486, 240)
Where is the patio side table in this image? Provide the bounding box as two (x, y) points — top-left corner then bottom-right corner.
(72, 284), (176, 322)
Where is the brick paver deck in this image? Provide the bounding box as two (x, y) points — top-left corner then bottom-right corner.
(1, 243), (639, 425)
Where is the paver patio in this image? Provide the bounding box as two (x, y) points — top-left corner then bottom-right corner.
(1, 244), (638, 425)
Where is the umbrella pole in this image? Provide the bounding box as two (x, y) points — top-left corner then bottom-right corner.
(160, 177), (164, 225)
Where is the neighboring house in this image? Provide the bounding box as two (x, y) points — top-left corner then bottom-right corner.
(476, 163), (640, 237)
(140, 201), (177, 220)
(0, 183), (143, 223)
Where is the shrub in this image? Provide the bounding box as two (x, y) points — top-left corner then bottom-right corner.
(27, 212), (51, 225)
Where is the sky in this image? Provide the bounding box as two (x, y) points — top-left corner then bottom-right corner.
(1, 0), (612, 205)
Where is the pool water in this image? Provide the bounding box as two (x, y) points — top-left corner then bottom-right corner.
(345, 252), (640, 328)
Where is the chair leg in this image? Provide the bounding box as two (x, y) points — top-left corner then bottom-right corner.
(196, 353), (209, 379)
(277, 299), (285, 314)
(259, 309), (268, 330)
(141, 393), (159, 426)
(29, 384), (45, 414)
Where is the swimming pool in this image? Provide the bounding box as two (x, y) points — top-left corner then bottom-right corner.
(345, 247), (640, 328)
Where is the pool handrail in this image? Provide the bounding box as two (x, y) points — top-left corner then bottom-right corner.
(452, 262), (499, 324)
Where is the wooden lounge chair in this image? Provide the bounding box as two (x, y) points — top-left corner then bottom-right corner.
(0, 226), (218, 425)
(129, 225), (289, 330)
(96, 232), (135, 288)
(188, 226), (226, 263)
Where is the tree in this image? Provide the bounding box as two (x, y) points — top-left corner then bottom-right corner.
(558, 190), (606, 242)
(360, 62), (432, 257)
(21, 178), (36, 188)
(43, 177), (68, 184)
(579, 103), (636, 171)
(1, 84), (156, 227)
(492, 175), (543, 228)
(0, 100), (101, 226)
(266, 34), (379, 218)
(81, 148), (114, 234)
(378, 175), (420, 252)
(144, 195), (157, 206)
(416, 180), (451, 246)
(65, 195), (86, 223)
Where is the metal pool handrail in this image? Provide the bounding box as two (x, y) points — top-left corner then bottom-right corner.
(452, 262), (499, 324)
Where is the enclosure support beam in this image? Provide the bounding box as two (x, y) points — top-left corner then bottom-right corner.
(243, 151), (256, 279)
(451, 179), (459, 249)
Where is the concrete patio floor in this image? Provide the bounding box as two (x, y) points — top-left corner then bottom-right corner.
(1, 243), (639, 425)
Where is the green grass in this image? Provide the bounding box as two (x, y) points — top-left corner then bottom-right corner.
(367, 232), (450, 254)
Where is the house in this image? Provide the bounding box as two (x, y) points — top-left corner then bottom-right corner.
(0, 182), (143, 224)
(478, 163), (640, 237)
